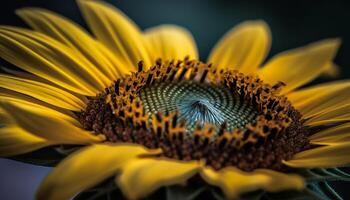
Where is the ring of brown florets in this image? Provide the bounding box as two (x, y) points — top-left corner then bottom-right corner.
(78, 58), (310, 171)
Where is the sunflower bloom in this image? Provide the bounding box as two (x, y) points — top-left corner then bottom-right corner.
(1, 1), (350, 200)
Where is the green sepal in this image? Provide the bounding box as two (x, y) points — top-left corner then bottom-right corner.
(296, 168), (350, 182)
(165, 185), (207, 200)
(263, 181), (343, 200)
(264, 190), (321, 200)
(307, 182), (343, 200)
(73, 178), (124, 200)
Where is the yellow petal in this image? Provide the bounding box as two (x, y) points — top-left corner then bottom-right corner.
(310, 122), (350, 145)
(0, 102), (104, 144)
(321, 62), (340, 78)
(16, 8), (125, 80)
(305, 104), (350, 126)
(117, 158), (201, 200)
(2, 66), (65, 86)
(0, 93), (92, 157)
(0, 74), (85, 111)
(145, 25), (198, 62)
(78, 0), (151, 69)
(1, 68), (90, 104)
(94, 41), (131, 76)
(287, 80), (350, 119)
(208, 20), (271, 74)
(36, 144), (161, 200)
(0, 90), (77, 124)
(283, 143), (350, 168)
(200, 167), (304, 200)
(0, 107), (11, 124)
(0, 88), (78, 122)
(258, 39), (340, 94)
(0, 26), (105, 96)
(0, 126), (50, 157)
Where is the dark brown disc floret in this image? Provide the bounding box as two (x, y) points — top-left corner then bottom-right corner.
(78, 58), (311, 172)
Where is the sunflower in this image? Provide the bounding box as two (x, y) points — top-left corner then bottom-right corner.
(0, 0), (349, 200)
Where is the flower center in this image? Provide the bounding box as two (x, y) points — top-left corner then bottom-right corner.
(139, 81), (257, 131)
(78, 58), (311, 171)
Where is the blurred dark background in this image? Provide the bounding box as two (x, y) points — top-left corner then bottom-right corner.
(0, 0), (349, 199)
